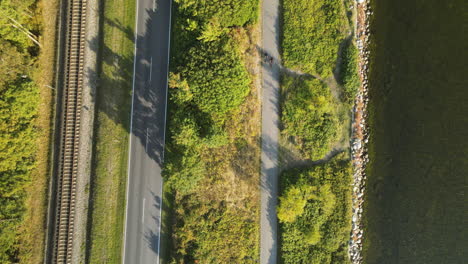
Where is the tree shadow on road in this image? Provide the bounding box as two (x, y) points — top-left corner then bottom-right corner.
(84, 4), (169, 262)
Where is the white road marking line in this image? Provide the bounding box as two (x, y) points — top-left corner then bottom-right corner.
(156, 178), (163, 264)
(157, 1), (173, 263)
(146, 128), (150, 152)
(149, 57), (152, 81)
(122, 0), (139, 262)
(142, 198), (146, 223)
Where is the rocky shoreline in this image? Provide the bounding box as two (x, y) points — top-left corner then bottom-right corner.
(349, 0), (372, 263)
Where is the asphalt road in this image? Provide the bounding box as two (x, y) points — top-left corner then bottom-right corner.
(123, 0), (171, 263)
(260, 0), (281, 263)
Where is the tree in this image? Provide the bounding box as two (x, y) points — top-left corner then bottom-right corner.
(0, 0), (40, 49)
(0, 80), (39, 262)
(0, 39), (29, 88)
(198, 18), (227, 42)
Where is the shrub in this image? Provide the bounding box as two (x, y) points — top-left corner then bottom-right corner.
(339, 40), (360, 104)
(0, 80), (39, 262)
(278, 155), (352, 264)
(281, 75), (339, 160)
(282, 0), (347, 77)
(180, 36), (250, 120)
(175, 0), (258, 28)
(164, 1), (259, 261)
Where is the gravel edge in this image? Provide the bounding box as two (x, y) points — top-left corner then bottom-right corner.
(71, 0), (100, 263)
(348, 0), (372, 263)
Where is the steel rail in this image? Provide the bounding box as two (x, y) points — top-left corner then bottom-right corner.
(51, 0), (87, 262)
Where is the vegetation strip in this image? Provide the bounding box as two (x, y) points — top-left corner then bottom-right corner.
(0, 0), (58, 262)
(163, 0), (261, 262)
(85, 0), (135, 262)
(278, 0), (359, 263)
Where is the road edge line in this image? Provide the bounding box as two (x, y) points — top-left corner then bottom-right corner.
(157, 0), (173, 263)
(122, 0), (140, 262)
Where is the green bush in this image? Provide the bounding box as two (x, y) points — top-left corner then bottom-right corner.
(281, 75), (339, 160)
(164, 0), (259, 262)
(277, 184), (317, 223)
(282, 0), (347, 77)
(180, 36), (250, 120)
(278, 154), (352, 264)
(0, 80), (39, 263)
(175, 0), (258, 28)
(165, 35), (251, 194)
(0, 2), (42, 261)
(339, 40), (360, 104)
(279, 1), (356, 262)
(172, 202), (257, 263)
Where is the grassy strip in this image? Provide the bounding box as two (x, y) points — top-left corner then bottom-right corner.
(163, 1), (261, 262)
(278, 0), (359, 263)
(159, 186), (174, 263)
(363, 0), (467, 263)
(86, 0), (135, 262)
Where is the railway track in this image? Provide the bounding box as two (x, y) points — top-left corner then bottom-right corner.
(52, 0), (87, 262)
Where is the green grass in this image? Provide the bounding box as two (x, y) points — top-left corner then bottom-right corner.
(363, 0), (468, 263)
(86, 0), (135, 262)
(159, 187), (175, 263)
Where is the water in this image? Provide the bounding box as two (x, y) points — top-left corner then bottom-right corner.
(363, 0), (468, 263)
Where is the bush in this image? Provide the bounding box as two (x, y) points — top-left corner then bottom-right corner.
(0, 80), (39, 263)
(164, 0), (260, 262)
(281, 75), (339, 160)
(278, 154), (352, 264)
(279, 1), (356, 262)
(277, 184), (317, 223)
(175, 0), (258, 28)
(339, 40), (360, 104)
(179, 36), (250, 120)
(282, 0), (347, 77)
(0, 3), (42, 261)
(165, 35), (251, 194)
